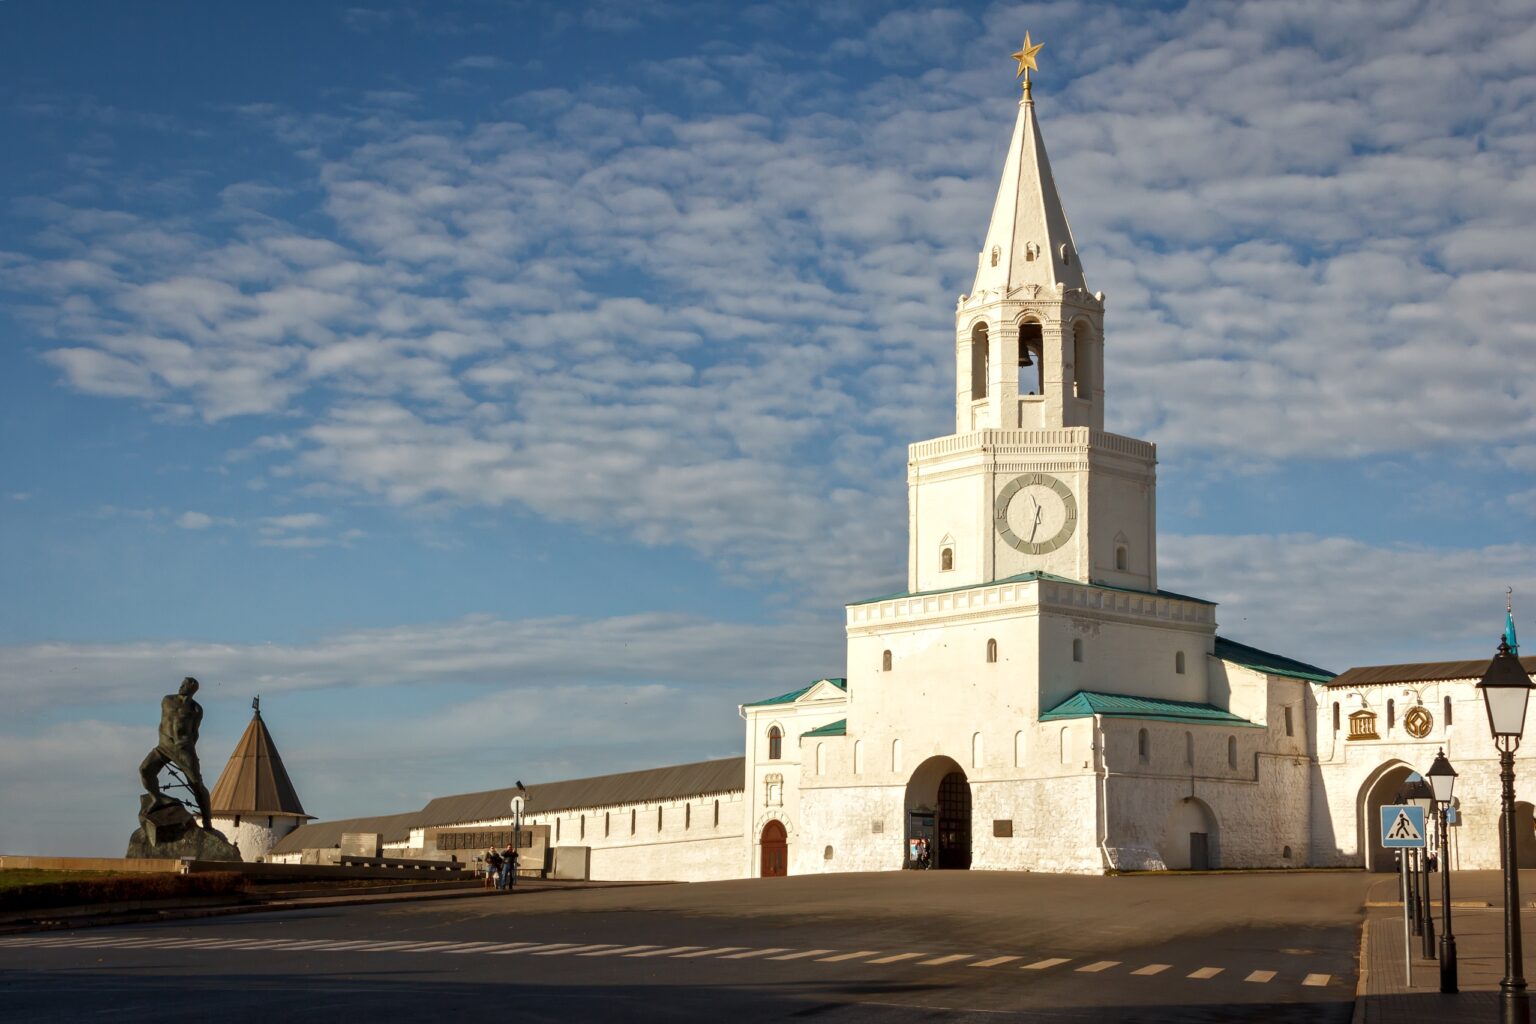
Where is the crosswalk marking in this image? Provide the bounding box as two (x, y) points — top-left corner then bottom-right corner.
(919, 954), (972, 966)
(673, 947), (747, 958)
(579, 945), (658, 957)
(1131, 964), (1171, 976)
(818, 950), (881, 962)
(1302, 973), (1331, 987)
(1023, 957), (1071, 970)
(769, 949), (834, 960)
(868, 952), (925, 965)
(491, 942), (578, 955)
(1076, 961), (1120, 973)
(1245, 970), (1276, 983)
(1188, 967), (1223, 979)
(970, 956), (1020, 968)
(721, 948), (789, 959)
(626, 946), (702, 958)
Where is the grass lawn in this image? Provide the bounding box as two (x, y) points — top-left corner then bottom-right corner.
(0, 869), (141, 892)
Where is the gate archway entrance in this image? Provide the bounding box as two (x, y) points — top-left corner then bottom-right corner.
(760, 820), (787, 877)
(905, 755), (971, 870)
(1359, 761), (1414, 871)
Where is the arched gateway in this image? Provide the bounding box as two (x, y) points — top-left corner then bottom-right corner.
(905, 756), (971, 869)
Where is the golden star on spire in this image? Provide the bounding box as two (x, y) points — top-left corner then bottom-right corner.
(1011, 32), (1044, 81)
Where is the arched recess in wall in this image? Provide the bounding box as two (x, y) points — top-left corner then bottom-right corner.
(1017, 319), (1044, 395)
(940, 533), (955, 572)
(970, 322), (989, 400)
(816, 742), (826, 776)
(891, 738), (903, 772)
(1071, 318), (1096, 400)
(971, 731), (984, 769)
(1014, 730), (1025, 768)
(853, 739), (864, 775)
(986, 638), (998, 663)
(1060, 726), (1072, 765)
(1160, 796), (1219, 870)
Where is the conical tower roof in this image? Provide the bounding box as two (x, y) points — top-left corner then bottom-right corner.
(970, 83), (1087, 298)
(210, 699), (310, 818)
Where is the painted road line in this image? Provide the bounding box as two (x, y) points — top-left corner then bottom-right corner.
(919, 954), (972, 966)
(1022, 958), (1071, 970)
(1245, 970), (1277, 983)
(578, 945), (659, 957)
(534, 944), (618, 956)
(673, 947), (749, 958)
(868, 952), (926, 965)
(1302, 973), (1331, 987)
(970, 956), (1021, 968)
(769, 949), (835, 961)
(1188, 967), (1224, 980)
(819, 950), (882, 962)
(491, 943), (581, 955)
(1076, 961), (1120, 973)
(721, 948), (790, 959)
(1131, 964), (1171, 976)
(626, 946), (703, 958)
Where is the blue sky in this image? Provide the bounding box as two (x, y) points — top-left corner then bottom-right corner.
(2, 0), (1533, 856)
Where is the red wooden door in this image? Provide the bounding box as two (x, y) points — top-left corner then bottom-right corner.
(760, 820), (787, 877)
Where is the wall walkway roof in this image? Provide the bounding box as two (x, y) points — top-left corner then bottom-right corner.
(1040, 690), (1262, 728)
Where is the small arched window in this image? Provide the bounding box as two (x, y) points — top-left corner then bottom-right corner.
(853, 738), (864, 774)
(1138, 728), (1150, 760)
(882, 649), (893, 672)
(1014, 730), (1025, 767)
(986, 638), (998, 663)
(580, 814), (585, 840)
(657, 806), (664, 831)
(1387, 699), (1396, 731)
(713, 799), (720, 827)
(1333, 702), (1341, 732)
(1060, 243), (1072, 265)
(1116, 545), (1128, 571)
(767, 725), (782, 761)
(1018, 321), (1043, 395)
(1072, 638), (1084, 663)
(1227, 736), (1237, 769)
(1184, 731), (1194, 766)
(971, 323), (989, 400)
(1025, 241), (1038, 262)
(1445, 696), (1453, 726)
(891, 738), (902, 772)
(630, 808), (636, 835)
(685, 803), (691, 830)
(941, 547), (954, 571)
(605, 812), (610, 837)
(1175, 651), (1186, 674)
(971, 731), (984, 769)
(990, 245), (1000, 267)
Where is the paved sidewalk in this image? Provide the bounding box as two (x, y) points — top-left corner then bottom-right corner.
(1358, 869), (1536, 1023)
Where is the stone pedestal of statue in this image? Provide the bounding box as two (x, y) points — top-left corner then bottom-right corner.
(126, 795), (241, 861)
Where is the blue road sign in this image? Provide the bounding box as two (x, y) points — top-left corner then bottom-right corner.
(1380, 804), (1427, 849)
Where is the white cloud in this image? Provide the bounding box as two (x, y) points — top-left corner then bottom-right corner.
(175, 511), (214, 530)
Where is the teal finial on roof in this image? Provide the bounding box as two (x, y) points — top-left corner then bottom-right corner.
(1508, 587), (1520, 656)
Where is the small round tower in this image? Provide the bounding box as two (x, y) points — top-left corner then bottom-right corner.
(209, 697), (312, 861)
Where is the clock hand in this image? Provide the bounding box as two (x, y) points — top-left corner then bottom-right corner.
(1029, 502), (1043, 542)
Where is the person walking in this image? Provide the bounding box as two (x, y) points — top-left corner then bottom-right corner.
(500, 841), (518, 891)
(483, 847), (502, 889)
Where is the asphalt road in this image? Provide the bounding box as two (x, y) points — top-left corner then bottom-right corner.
(0, 871), (1376, 1023)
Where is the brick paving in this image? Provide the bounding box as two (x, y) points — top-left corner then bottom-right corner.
(1358, 869), (1536, 1024)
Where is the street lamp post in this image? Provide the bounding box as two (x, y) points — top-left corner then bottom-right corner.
(1406, 777), (1437, 958)
(1427, 749), (1459, 993)
(1479, 637), (1534, 1024)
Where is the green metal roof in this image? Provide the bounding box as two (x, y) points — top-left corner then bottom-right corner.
(1040, 690), (1262, 728)
(741, 678), (847, 709)
(802, 719), (847, 737)
(1214, 636), (1334, 682)
(848, 571), (1216, 608)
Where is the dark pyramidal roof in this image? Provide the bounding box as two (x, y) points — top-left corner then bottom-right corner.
(209, 701), (310, 819)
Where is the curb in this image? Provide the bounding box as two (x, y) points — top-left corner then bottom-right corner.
(0, 878), (673, 936)
(1352, 913), (1370, 1024)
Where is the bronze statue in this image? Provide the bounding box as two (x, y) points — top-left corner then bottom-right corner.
(138, 676), (215, 830)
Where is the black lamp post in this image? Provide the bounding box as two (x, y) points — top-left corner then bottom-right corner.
(1479, 637), (1533, 1024)
(1427, 748), (1459, 993)
(1406, 776), (1437, 958)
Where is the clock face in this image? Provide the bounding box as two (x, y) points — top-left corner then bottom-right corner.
(995, 472), (1078, 555)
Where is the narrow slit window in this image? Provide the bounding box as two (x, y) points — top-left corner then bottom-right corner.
(882, 649), (892, 672)
(1018, 322), (1043, 395)
(1072, 638), (1084, 663)
(986, 638), (998, 663)
(767, 726), (782, 760)
(970, 323), (989, 400)
(941, 546), (954, 571)
(1175, 651), (1186, 674)
(1445, 696), (1452, 726)
(1227, 736), (1237, 769)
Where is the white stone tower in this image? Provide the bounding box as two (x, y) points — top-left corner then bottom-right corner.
(908, 73), (1157, 596)
(210, 697), (311, 861)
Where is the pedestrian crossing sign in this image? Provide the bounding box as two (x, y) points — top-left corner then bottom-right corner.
(1379, 804), (1426, 849)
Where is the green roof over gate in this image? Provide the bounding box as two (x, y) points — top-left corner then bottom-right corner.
(1214, 636), (1334, 682)
(1040, 690), (1263, 728)
(802, 719), (847, 737)
(742, 678), (847, 709)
